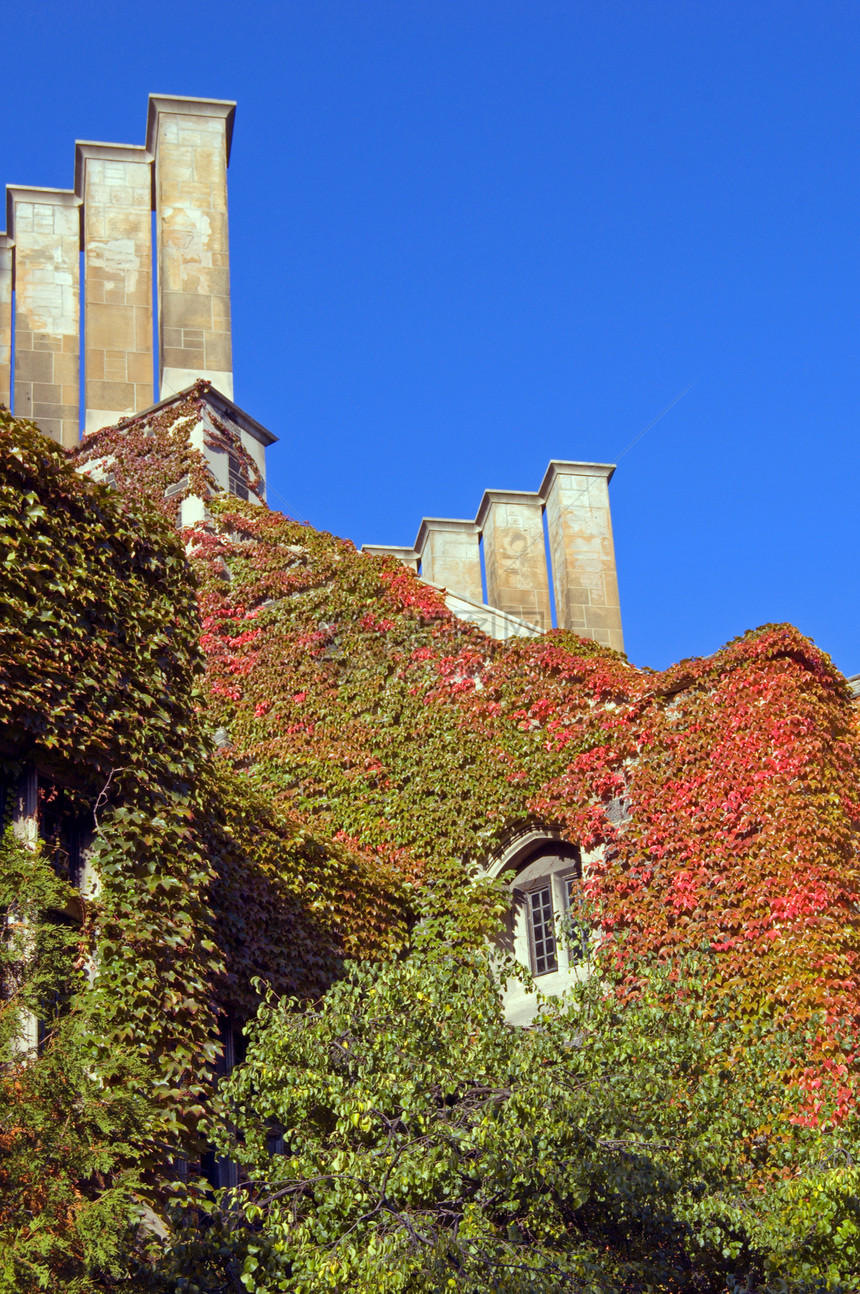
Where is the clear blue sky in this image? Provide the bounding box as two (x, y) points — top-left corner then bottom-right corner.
(3, 2), (858, 674)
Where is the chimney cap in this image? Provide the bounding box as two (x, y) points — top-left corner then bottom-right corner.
(538, 460), (616, 500)
(6, 186), (80, 240)
(146, 94), (237, 164)
(475, 488), (543, 531)
(74, 141), (151, 199)
(414, 516), (479, 554)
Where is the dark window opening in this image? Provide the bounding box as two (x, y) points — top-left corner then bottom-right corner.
(228, 452), (249, 501)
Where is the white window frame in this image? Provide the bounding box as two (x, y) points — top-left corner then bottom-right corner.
(516, 858), (585, 978)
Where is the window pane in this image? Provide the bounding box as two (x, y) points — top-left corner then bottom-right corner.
(228, 452), (250, 501)
(563, 876), (589, 963)
(528, 886), (558, 975)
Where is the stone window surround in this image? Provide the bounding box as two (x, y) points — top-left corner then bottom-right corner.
(484, 825), (596, 1026)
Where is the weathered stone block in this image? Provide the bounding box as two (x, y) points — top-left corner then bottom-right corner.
(162, 290), (212, 330)
(126, 350), (152, 384)
(87, 305), (136, 351)
(32, 382), (62, 404)
(15, 349), (54, 382)
(87, 379), (135, 410)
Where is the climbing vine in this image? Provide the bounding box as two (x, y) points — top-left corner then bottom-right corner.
(2, 395), (860, 1281)
(190, 492), (860, 1088)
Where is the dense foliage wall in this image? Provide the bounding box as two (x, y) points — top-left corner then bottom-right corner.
(190, 493), (860, 1070)
(3, 398), (860, 1285)
(72, 392), (860, 1061)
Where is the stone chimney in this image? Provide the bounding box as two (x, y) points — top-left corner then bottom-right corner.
(539, 461), (623, 651)
(6, 187), (81, 448)
(361, 544), (420, 572)
(0, 232), (12, 409)
(75, 143), (154, 433)
(146, 95), (235, 401)
(415, 518), (483, 604)
(476, 489), (552, 631)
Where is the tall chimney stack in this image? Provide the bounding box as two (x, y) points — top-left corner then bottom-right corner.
(540, 461), (624, 652)
(146, 95), (236, 400)
(415, 518), (483, 604)
(75, 143), (155, 433)
(6, 186), (81, 448)
(476, 490), (552, 631)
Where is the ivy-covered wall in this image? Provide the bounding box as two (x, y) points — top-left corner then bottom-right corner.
(72, 393), (860, 1045)
(190, 497), (860, 1062)
(2, 396), (860, 1275)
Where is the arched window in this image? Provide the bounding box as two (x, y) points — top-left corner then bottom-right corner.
(484, 828), (591, 1026)
(512, 842), (586, 977)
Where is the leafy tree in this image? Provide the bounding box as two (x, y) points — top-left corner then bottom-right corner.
(212, 911), (860, 1293)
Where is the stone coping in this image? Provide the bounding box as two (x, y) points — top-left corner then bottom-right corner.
(414, 516), (480, 554)
(6, 186), (80, 239)
(538, 460), (615, 498)
(146, 94), (237, 163)
(422, 579), (544, 637)
(74, 141), (152, 200)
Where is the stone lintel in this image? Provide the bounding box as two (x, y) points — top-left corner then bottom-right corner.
(6, 185), (81, 238)
(538, 460), (615, 500)
(146, 94), (236, 162)
(475, 488), (543, 532)
(414, 516), (479, 554)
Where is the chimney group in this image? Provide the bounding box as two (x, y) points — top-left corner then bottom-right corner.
(0, 95), (236, 447)
(364, 461), (624, 652)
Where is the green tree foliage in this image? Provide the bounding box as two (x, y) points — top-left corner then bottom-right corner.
(0, 830), (158, 1290)
(214, 918), (860, 1293)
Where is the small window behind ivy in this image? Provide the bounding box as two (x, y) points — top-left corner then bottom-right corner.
(164, 474), (189, 501)
(528, 885), (559, 975)
(228, 452), (249, 501)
